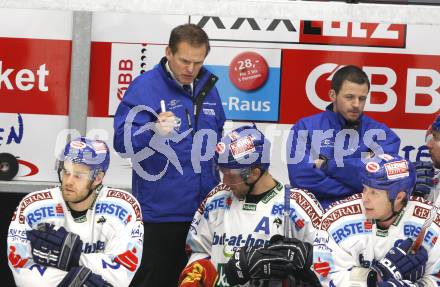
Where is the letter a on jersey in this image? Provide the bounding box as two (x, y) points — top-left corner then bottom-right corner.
(254, 216), (270, 235)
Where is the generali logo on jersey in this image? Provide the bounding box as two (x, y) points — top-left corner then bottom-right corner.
(279, 49), (440, 130)
(0, 37), (71, 115)
(299, 21), (406, 48)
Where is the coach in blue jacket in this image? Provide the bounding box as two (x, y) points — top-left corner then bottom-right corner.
(113, 24), (226, 287)
(287, 65), (400, 209)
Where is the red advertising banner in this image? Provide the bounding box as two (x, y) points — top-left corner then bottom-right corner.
(299, 21), (406, 48)
(88, 41), (112, 117)
(279, 49), (440, 129)
(0, 37), (71, 115)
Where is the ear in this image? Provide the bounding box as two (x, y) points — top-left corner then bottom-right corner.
(329, 89), (337, 102)
(92, 172), (104, 188)
(250, 167), (262, 179)
(395, 191), (407, 204)
(165, 46), (172, 60)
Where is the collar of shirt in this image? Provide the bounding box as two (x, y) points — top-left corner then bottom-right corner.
(165, 61), (193, 92)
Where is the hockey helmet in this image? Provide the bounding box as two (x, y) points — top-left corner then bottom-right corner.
(215, 125), (271, 172)
(58, 137), (110, 178)
(360, 154), (415, 200)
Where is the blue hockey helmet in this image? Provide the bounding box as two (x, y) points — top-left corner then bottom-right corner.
(360, 154), (415, 200)
(427, 114), (440, 135)
(58, 137), (110, 178)
(215, 125), (271, 172)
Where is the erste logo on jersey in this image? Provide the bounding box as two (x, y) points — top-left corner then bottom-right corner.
(18, 191), (53, 223)
(403, 222), (438, 248)
(202, 195), (230, 219)
(331, 219), (372, 244)
(107, 189), (142, 221)
(26, 204), (64, 226)
(95, 201), (129, 222)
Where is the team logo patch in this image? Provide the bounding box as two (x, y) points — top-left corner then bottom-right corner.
(91, 142), (108, 154)
(216, 142), (226, 154)
(229, 136), (255, 159)
(203, 108), (215, 116)
(378, 154), (395, 161)
(228, 131), (240, 141)
(70, 141), (87, 149)
(366, 162), (380, 173)
(314, 257), (331, 278)
(384, 160), (409, 179)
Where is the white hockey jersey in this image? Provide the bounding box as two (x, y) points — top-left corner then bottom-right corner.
(313, 194), (440, 287)
(7, 185), (143, 287)
(186, 182), (323, 287)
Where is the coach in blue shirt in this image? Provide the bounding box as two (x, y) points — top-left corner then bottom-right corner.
(113, 24), (226, 287)
(287, 65), (400, 209)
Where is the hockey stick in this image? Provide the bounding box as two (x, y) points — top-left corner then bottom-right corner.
(283, 184), (296, 287)
(284, 184), (292, 238)
(411, 204), (439, 253)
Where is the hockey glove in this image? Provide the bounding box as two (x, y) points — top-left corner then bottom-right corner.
(267, 235), (313, 270)
(413, 161), (435, 197)
(378, 278), (422, 287)
(58, 266), (113, 287)
(27, 223), (83, 271)
(372, 238), (428, 282)
(225, 244), (297, 286)
(178, 259), (218, 287)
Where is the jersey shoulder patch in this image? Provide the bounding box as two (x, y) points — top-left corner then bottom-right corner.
(104, 187), (143, 221)
(326, 193), (363, 211)
(196, 184), (231, 216)
(291, 189), (322, 228)
(321, 198), (364, 231)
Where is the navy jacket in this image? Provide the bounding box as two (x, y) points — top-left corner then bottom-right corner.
(287, 104), (400, 209)
(113, 57), (226, 222)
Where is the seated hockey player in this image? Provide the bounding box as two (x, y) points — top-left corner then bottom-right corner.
(314, 153), (440, 287)
(178, 124), (323, 287)
(412, 114), (440, 204)
(7, 137), (143, 287)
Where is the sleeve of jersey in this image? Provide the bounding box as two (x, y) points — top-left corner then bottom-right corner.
(313, 229), (370, 287)
(418, 229), (440, 287)
(287, 123), (358, 200)
(113, 77), (157, 155)
(7, 200), (67, 286)
(185, 197), (214, 265)
(289, 189), (323, 243)
(78, 197), (144, 287)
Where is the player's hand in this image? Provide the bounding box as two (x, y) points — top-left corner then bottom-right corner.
(412, 161), (435, 197)
(378, 278), (420, 287)
(267, 235), (313, 271)
(57, 266), (113, 287)
(155, 111), (176, 136)
(26, 223), (83, 271)
(225, 241), (306, 285)
(179, 259), (217, 287)
(372, 238), (427, 282)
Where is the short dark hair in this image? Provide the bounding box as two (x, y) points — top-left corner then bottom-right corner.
(168, 23), (210, 56)
(331, 65), (370, 94)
